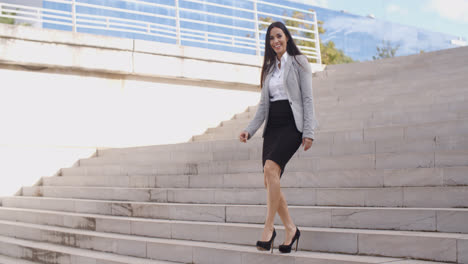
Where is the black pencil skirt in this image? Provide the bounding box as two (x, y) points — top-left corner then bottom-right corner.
(262, 100), (303, 178)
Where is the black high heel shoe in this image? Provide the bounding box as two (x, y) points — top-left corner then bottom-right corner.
(279, 227), (300, 253)
(256, 228), (276, 253)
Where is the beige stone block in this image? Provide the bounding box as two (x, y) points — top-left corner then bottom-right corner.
(223, 173), (263, 188)
(316, 189), (366, 206)
(376, 139), (435, 153)
(169, 204), (225, 222)
(215, 189), (264, 205)
(443, 166), (468, 185)
(63, 215), (95, 231)
(96, 218), (131, 235)
(364, 127), (404, 141)
(283, 188), (316, 206)
(149, 189), (168, 203)
(193, 246), (242, 264)
(110, 203), (133, 217)
(40, 198), (76, 212)
(330, 141), (374, 156)
(436, 151), (468, 167)
(129, 176), (152, 188)
(458, 238), (468, 264)
(332, 130), (364, 143)
(358, 233), (457, 262)
(131, 220), (171, 238)
(115, 239), (146, 258)
(403, 187), (468, 208)
(241, 251), (293, 264)
(299, 230), (358, 253)
(168, 189), (215, 204)
(317, 154), (374, 171)
(226, 205), (267, 224)
(332, 208), (436, 231)
(383, 168), (443, 187)
(437, 210), (468, 233)
(172, 221), (220, 243)
(376, 152), (434, 169)
(132, 203), (170, 219)
(147, 242), (192, 263)
(75, 200), (111, 215)
(155, 175), (189, 188)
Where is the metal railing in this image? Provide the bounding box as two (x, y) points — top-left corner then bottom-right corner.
(0, 0), (321, 63)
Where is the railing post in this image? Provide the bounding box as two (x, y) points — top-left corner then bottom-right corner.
(175, 0), (181, 45)
(71, 0), (77, 32)
(313, 12), (321, 64)
(253, 0), (260, 56)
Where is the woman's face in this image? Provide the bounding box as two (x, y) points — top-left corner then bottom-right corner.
(269, 27), (288, 58)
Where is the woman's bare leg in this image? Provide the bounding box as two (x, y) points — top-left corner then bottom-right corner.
(277, 190), (297, 245)
(260, 160), (281, 241)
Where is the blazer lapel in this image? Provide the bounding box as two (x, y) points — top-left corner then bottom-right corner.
(263, 67), (274, 99)
(282, 56), (292, 93)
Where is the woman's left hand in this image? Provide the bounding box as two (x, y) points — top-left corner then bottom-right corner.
(302, 138), (313, 151)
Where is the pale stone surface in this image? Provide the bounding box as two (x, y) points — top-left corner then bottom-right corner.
(403, 187), (468, 208)
(193, 246), (242, 264)
(332, 208), (436, 231)
(376, 152), (434, 169)
(358, 233), (457, 262)
(437, 210), (468, 233)
(146, 242), (192, 263)
(443, 166), (468, 185)
(383, 168), (443, 187)
(131, 220), (171, 239)
(458, 237), (468, 264)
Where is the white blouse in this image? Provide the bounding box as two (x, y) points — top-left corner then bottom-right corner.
(268, 52), (289, 102)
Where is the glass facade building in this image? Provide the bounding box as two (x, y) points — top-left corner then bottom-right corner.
(40, 0), (464, 62)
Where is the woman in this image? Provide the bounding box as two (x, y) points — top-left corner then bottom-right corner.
(239, 21), (318, 254)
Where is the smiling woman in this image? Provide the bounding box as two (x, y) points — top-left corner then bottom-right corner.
(239, 21), (318, 254)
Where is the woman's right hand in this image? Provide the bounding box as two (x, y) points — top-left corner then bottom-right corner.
(239, 131), (249, 143)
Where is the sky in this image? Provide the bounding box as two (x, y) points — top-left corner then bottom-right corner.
(290, 0), (468, 42)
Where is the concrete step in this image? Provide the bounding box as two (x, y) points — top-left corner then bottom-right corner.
(64, 149), (468, 176)
(245, 86), (468, 118)
(313, 73), (468, 98)
(0, 254), (38, 264)
(225, 101), (468, 130)
(107, 119), (468, 154)
(0, 235), (179, 264)
(192, 119), (468, 142)
(0, 228), (445, 264)
(3, 197), (468, 233)
(99, 133), (468, 159)
(63, 154), (380, 176)
(0, 219), (466, 263)
(20, 185), (468, 208)
(216, 110), (466, 134)
(43, 166), (468, 188)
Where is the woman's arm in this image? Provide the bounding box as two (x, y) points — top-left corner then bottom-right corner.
(297, 55), (318, 140)
(243, 85), (268, 139)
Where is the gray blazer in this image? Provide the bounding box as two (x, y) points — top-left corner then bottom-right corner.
(244, 54), (318, 139)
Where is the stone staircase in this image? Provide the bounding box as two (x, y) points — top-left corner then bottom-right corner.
(1, 46), (468, 263)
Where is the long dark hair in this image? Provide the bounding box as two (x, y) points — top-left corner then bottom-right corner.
(260, 21), (303, 88)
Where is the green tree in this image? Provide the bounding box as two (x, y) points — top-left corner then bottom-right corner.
(257, 10), (354, 65)
(0, 11), (16, 25)
(372, 40), (400, 60)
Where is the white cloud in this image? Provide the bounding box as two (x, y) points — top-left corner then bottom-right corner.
(287, 0), (329, 8)
(427, 0), (468, 23)
(386, 4), (408, 15)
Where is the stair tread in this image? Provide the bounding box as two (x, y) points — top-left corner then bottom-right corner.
(5, 196), (468, 210)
